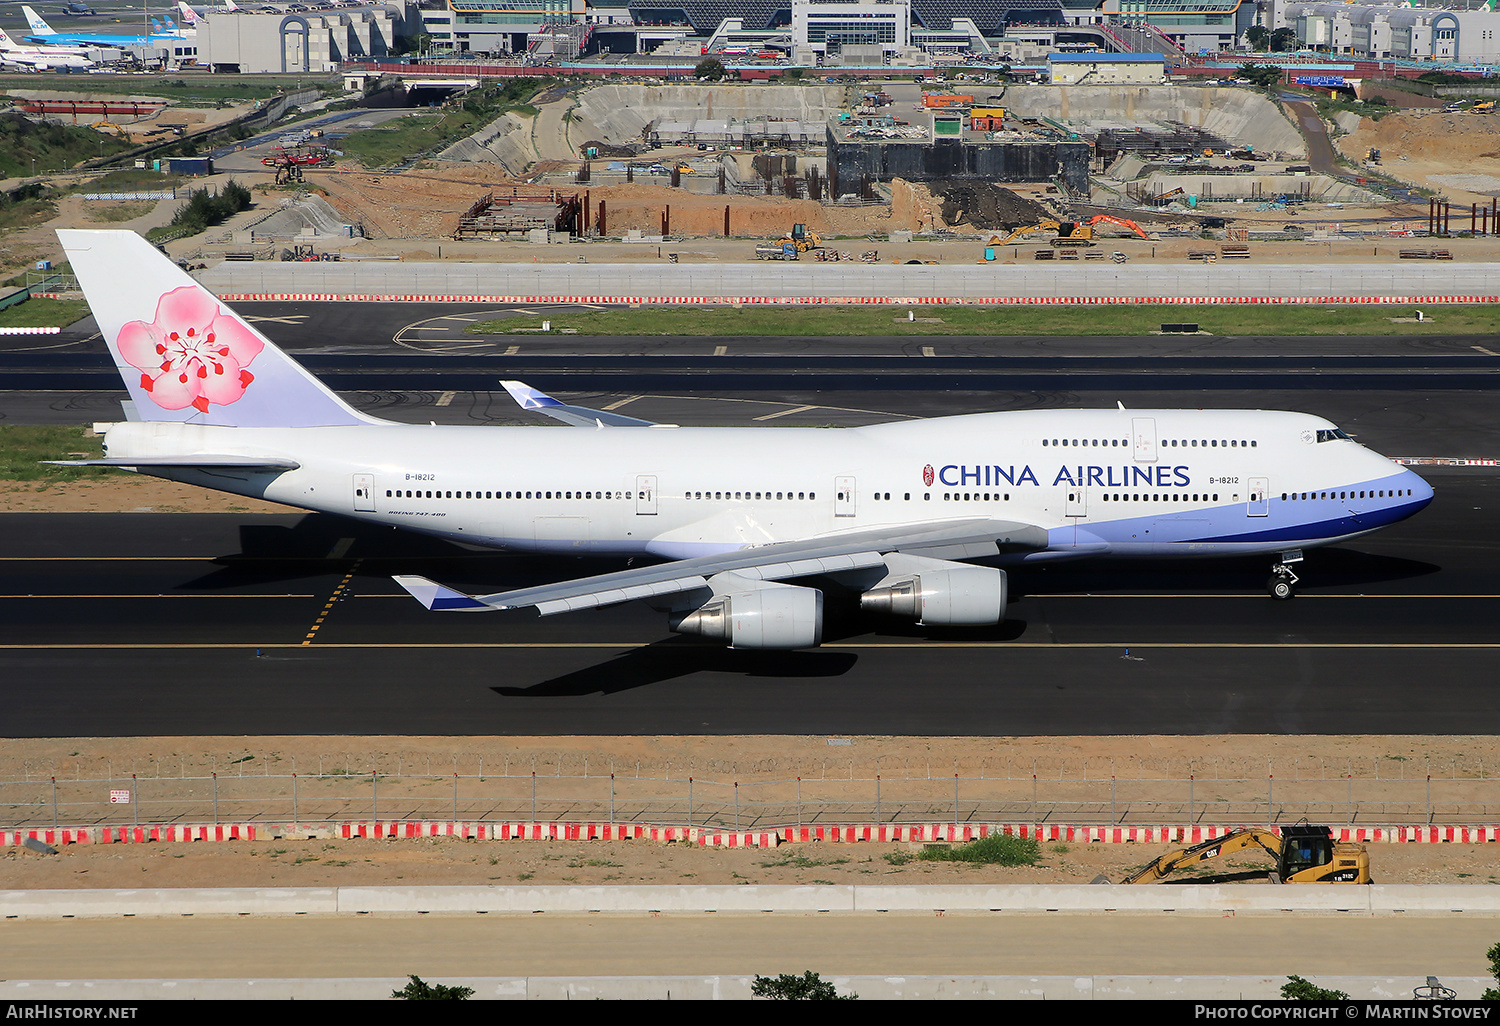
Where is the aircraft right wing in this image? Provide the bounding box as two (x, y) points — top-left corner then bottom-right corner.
(393, 517), (1047, 615)
(500, 380), (661, 428)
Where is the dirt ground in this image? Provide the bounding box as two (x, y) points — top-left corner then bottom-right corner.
(4, 731), (1500, 891)
(1339, 111), (1500, 207)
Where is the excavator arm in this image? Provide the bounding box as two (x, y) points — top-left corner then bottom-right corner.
(992, 220), (1060, 246)
(1085, 214), (1151, 240)
(1121, 829), (1284, 884)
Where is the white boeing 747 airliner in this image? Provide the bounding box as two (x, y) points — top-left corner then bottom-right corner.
(57, 229), (1433, 649)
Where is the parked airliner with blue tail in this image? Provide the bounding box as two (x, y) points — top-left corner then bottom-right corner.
(22, 4), (187, 47)
(56, 229), (1433, 649)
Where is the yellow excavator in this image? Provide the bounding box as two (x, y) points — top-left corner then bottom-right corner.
(1117, 825), (1371, 885)
(993, 219), (1095, 247)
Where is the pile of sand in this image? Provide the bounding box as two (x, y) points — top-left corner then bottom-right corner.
(926, 181), (1050, 231)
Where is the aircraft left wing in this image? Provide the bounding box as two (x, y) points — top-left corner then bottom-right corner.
(44, 455), (301, 470)
(501, 380), (659, 427)
(393, 517), (1047, 615)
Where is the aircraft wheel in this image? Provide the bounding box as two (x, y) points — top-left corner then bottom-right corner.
(1268, 576), (1295, 601)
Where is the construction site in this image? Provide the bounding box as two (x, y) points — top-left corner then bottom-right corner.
(215, 79), (1465, 264)
(9, 74), (1500, 273)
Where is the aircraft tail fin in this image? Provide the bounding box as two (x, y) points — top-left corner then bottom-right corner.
(0, 27), (15, 49)
(223, 0), (238, 10)
(177, 2), (199, 24)
(22, 6), (54, 35)
(58, 229), (379, 428)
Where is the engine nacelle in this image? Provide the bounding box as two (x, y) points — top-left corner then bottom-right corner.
(860, 564), (1006, 626)
(671, 578), (824, 649)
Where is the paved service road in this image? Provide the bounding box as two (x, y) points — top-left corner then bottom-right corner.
(193, 259), (1500, 300)
(1, 911), (1495, 985)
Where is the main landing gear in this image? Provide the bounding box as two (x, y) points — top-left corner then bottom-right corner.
(1268, 549), (1304, 600)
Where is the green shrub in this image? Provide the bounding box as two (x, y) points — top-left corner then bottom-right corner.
(1281, 976), (1350, 1000)
(751, 972), (855, 1000)
(917, 832), (1040, 866)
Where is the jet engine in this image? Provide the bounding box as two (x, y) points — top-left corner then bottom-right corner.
(860, 555), (1006, 626)
(670, 574), (824, 649)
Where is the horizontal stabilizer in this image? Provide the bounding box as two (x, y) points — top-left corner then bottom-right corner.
(501, 380), (657, 427)
(45, 455), (301, 470)
(392, 575), (491, 611)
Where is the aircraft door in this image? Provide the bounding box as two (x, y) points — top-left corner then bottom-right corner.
(353, 473), (375, 512)
(1247, 477), (1269, 517)
(635, 475), (657, 515)
(1132, 418), (1157, 463)
(835, 476), (856, 517)
(1065, 486), (1087, 518)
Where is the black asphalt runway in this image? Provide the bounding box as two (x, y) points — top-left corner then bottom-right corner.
(6, 303), (1500, 394)
(0, 465), (1491, 737)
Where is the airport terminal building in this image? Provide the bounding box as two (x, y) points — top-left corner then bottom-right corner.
(173, 0), (1500, 67)
(1274, 1), (1500, 63)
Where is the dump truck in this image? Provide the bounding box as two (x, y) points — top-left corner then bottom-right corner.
(756, 241), (798, 260)
(1116, 825), (1371, 885)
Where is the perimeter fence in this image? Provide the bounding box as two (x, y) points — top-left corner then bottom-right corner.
(3, 753), (1498, 832)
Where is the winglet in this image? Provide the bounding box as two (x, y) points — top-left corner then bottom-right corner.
(392, 576), (491, 611)
(501, 379), (564, 411)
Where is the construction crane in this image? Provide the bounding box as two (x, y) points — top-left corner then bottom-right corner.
(261, 145), (334, 185)
(1116, 825), (1371, 885)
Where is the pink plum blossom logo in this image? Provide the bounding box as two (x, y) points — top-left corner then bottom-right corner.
(923, 464), (935, 487)
(117, 287), (263, 414)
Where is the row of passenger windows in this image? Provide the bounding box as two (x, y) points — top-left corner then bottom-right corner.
(1042, 438), (1258, 448)
(389, 490), (636, 500)
(687, 491), (814, 501)
(1283, 489), (1412, 501)
(1101, 493), (1220, 503)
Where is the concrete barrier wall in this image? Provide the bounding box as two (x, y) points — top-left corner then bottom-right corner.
(0, 973), (1492, 1000)
(6, 883), (1499, 919)
(196, 260), (1500, 301)
(572, 84), (848, 148)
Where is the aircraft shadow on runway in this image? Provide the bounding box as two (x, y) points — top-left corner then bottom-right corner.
(178, 515), (638, 590)
(1016, 548), (1441, 595)
(493, 638), (860, 697)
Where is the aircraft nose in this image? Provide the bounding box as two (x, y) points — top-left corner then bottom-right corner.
(1403, 468), (1434, 510)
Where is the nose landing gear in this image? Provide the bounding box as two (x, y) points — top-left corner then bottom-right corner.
(1268, 549), (1304, 600)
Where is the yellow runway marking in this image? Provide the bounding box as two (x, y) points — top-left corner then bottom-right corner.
(1, 642), (1499, 651)
(753, 404), (819, 421)
(301, 559), (362, 647)
(0, 594), (316, 599)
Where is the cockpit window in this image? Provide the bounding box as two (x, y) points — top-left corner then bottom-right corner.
(1316, 428), (1352, 443)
